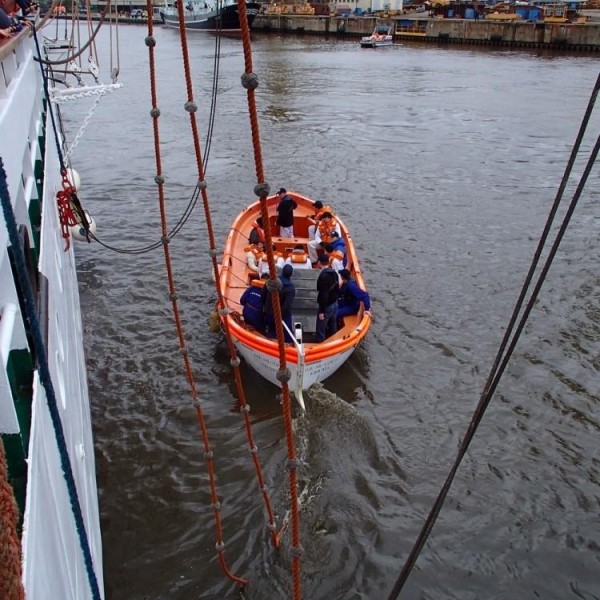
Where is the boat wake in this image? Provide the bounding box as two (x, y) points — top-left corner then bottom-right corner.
(242, 384), (384, 598)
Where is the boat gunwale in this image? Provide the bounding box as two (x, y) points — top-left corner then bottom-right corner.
(219, 192), (371, 363)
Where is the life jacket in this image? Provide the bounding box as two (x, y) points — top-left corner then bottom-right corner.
(291, 251), (309, 264)
(251, 220), (265, 243)
(329, 250), (344, 267)
(244, 245), (264, 259)
(318, 217), (339, 244)
(314, 205), (335, 221)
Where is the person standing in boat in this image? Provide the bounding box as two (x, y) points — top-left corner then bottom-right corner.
(337, 269), (371, 324)
(263, 264), (295, 341)
(240, 278), (266, 333)
(275, 188), (297, 238)
(315, 254), (339, 342)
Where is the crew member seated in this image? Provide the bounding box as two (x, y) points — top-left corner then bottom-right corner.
(240, 278), (266, 332)
(257, 246), (284, 277)
(308, 211), (341, 262)
(245, 242), (264, 274)
(337, 269), (371, 322)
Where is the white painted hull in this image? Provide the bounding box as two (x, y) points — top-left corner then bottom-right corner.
(234, 338), (355, 391)
(1, 33), (103, 599)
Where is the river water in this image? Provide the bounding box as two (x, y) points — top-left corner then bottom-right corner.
(63, 24), (599, 600)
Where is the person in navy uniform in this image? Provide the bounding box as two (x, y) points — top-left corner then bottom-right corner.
(240, 279), (267, 332)
(315, 254), (339, 342)
(263, 264), (296, 341)
(275, 188), (297, 238)
(337, 269), (371, 322)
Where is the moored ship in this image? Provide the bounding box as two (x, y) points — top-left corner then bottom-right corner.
(0, 27), (104, 599)
(159, 0), (261, 31)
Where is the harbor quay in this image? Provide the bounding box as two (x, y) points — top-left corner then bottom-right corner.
(253, 14), (600, 51)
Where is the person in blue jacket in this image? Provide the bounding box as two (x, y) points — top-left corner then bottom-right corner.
(329, 231), (347, 265)
(240, 279), (266, 333)
(263, 264), (296, 341)
(337, 269), (371, 321)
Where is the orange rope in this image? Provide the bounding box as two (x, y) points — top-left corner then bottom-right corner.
(144, 4), (246, 586)
(172, 0), (281, 554)
(0, 439), (24, 600)
(237, 2), (303, 598)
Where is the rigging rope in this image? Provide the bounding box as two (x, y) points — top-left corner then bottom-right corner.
(0, 158), (102, 600)
(143, 4), (259, 586)
(387, 73), (600, 599)
(170, 0), (284, 565)
(31, 27), (90, 247)
(236, 1), (303, 597)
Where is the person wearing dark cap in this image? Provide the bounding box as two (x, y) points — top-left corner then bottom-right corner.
(263, 264), (296, 341)
(308, 200), (336, 241)
(309, 211), (341, 262)
(337, 269), (371, 324)
(275, 188), (297, 238)
(315, 255), (339, 342)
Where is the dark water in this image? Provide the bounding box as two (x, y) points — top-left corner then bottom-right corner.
(66, 25), (599, 600)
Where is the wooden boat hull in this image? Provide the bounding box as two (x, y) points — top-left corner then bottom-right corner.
(219, 192), (371, 400)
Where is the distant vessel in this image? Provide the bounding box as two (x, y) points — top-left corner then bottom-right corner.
(1, 26), (103, 600)
(159, 0), (261, 31)
(360, 24), (394, 47)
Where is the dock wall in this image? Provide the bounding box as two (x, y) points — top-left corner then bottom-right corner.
(253, 15), (600, 51)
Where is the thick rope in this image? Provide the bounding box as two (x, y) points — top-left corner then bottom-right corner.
(0, 439), (24, 600)
(169, 0), (282, 556)
(387, 76), (600, 599)
(143, 5), (249, 586)
(0, 158), (102, 599)
(236, 2), (303, 597)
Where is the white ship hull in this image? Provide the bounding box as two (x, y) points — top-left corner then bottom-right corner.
(0, 32), (104, 599)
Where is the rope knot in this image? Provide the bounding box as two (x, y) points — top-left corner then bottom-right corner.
(240, 404), (250, 414)
(249, 445), (258, 455)
(276, 367), (291, 383)
(241, 72), (259, 90)
(184, 101), (198, 113)
(198, 179), (207, 190)
(161, 235), (170, 245)
(154, 175), (165, 185)
(230, 357), (241, 367)
(290, 544), (304, 558)
(208, 248), (218, 258)
(150, 107), (161, 118)
(145, 35), (156, 47)
(266, 278), (282, 292)
(215, 541), (225, 552)
(254, 182), (270, 198)
(169, 292), (177, 301)
(285, 458), (299, 471)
